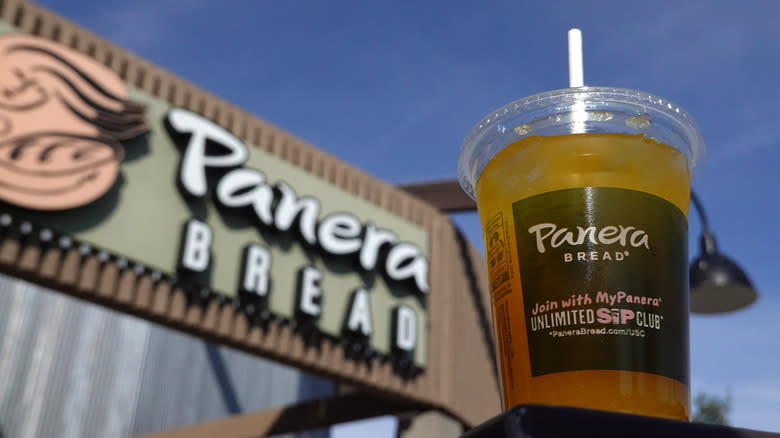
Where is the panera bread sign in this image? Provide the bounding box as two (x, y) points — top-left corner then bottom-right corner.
(0, 33), (429, 368)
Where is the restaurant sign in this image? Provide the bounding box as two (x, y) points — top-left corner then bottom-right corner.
(0, 32), (429, 369)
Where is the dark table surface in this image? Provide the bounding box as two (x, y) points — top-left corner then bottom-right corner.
(460, 405), (778, 438)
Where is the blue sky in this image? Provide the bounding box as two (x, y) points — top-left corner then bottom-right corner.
(35, 0), (780, 434)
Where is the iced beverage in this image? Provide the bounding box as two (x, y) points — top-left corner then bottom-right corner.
(458, 88), (705, 420)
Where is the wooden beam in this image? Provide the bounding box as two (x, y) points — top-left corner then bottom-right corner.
(135, 390), (432, 438)
(398, 180), (476, 212)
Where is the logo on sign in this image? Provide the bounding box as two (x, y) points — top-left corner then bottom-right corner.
(0, 34), (146, 210)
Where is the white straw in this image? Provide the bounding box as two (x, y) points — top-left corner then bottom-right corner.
(568, 28), (584, 87)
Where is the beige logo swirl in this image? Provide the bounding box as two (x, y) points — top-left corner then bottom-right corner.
(0, 34), (146, 210)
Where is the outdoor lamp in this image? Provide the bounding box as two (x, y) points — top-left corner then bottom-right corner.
(689, 191), (758, 314)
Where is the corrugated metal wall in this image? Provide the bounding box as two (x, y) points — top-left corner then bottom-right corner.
(0, 273), (333, 438)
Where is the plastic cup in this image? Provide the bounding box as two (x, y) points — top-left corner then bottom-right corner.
(457, 87), (705, 420)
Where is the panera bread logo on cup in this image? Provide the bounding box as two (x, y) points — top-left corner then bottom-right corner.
(528, 223), (650, 262)
(0, 34), (146, 210)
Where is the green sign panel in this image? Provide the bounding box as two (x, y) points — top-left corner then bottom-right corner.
(512, 187), (688, 383)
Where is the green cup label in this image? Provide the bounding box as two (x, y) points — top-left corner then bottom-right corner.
(512, 187), (689, 384)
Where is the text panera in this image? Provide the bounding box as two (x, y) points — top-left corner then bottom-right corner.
(166, 108), (429, 295)
(528, 223), (650, 254)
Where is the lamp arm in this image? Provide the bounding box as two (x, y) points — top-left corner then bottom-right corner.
(691, 191), (717, 254)
(690, 191), (711, 233)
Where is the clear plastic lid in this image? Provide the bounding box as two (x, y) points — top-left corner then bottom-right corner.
(457, 87), (706, 199)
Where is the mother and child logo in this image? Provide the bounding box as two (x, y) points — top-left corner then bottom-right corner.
(0, 34), (146, 211)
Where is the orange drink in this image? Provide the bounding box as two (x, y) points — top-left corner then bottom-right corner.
(458, 88), (705, 420)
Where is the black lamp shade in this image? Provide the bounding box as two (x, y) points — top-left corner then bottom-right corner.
(689, 252), (758, 314)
